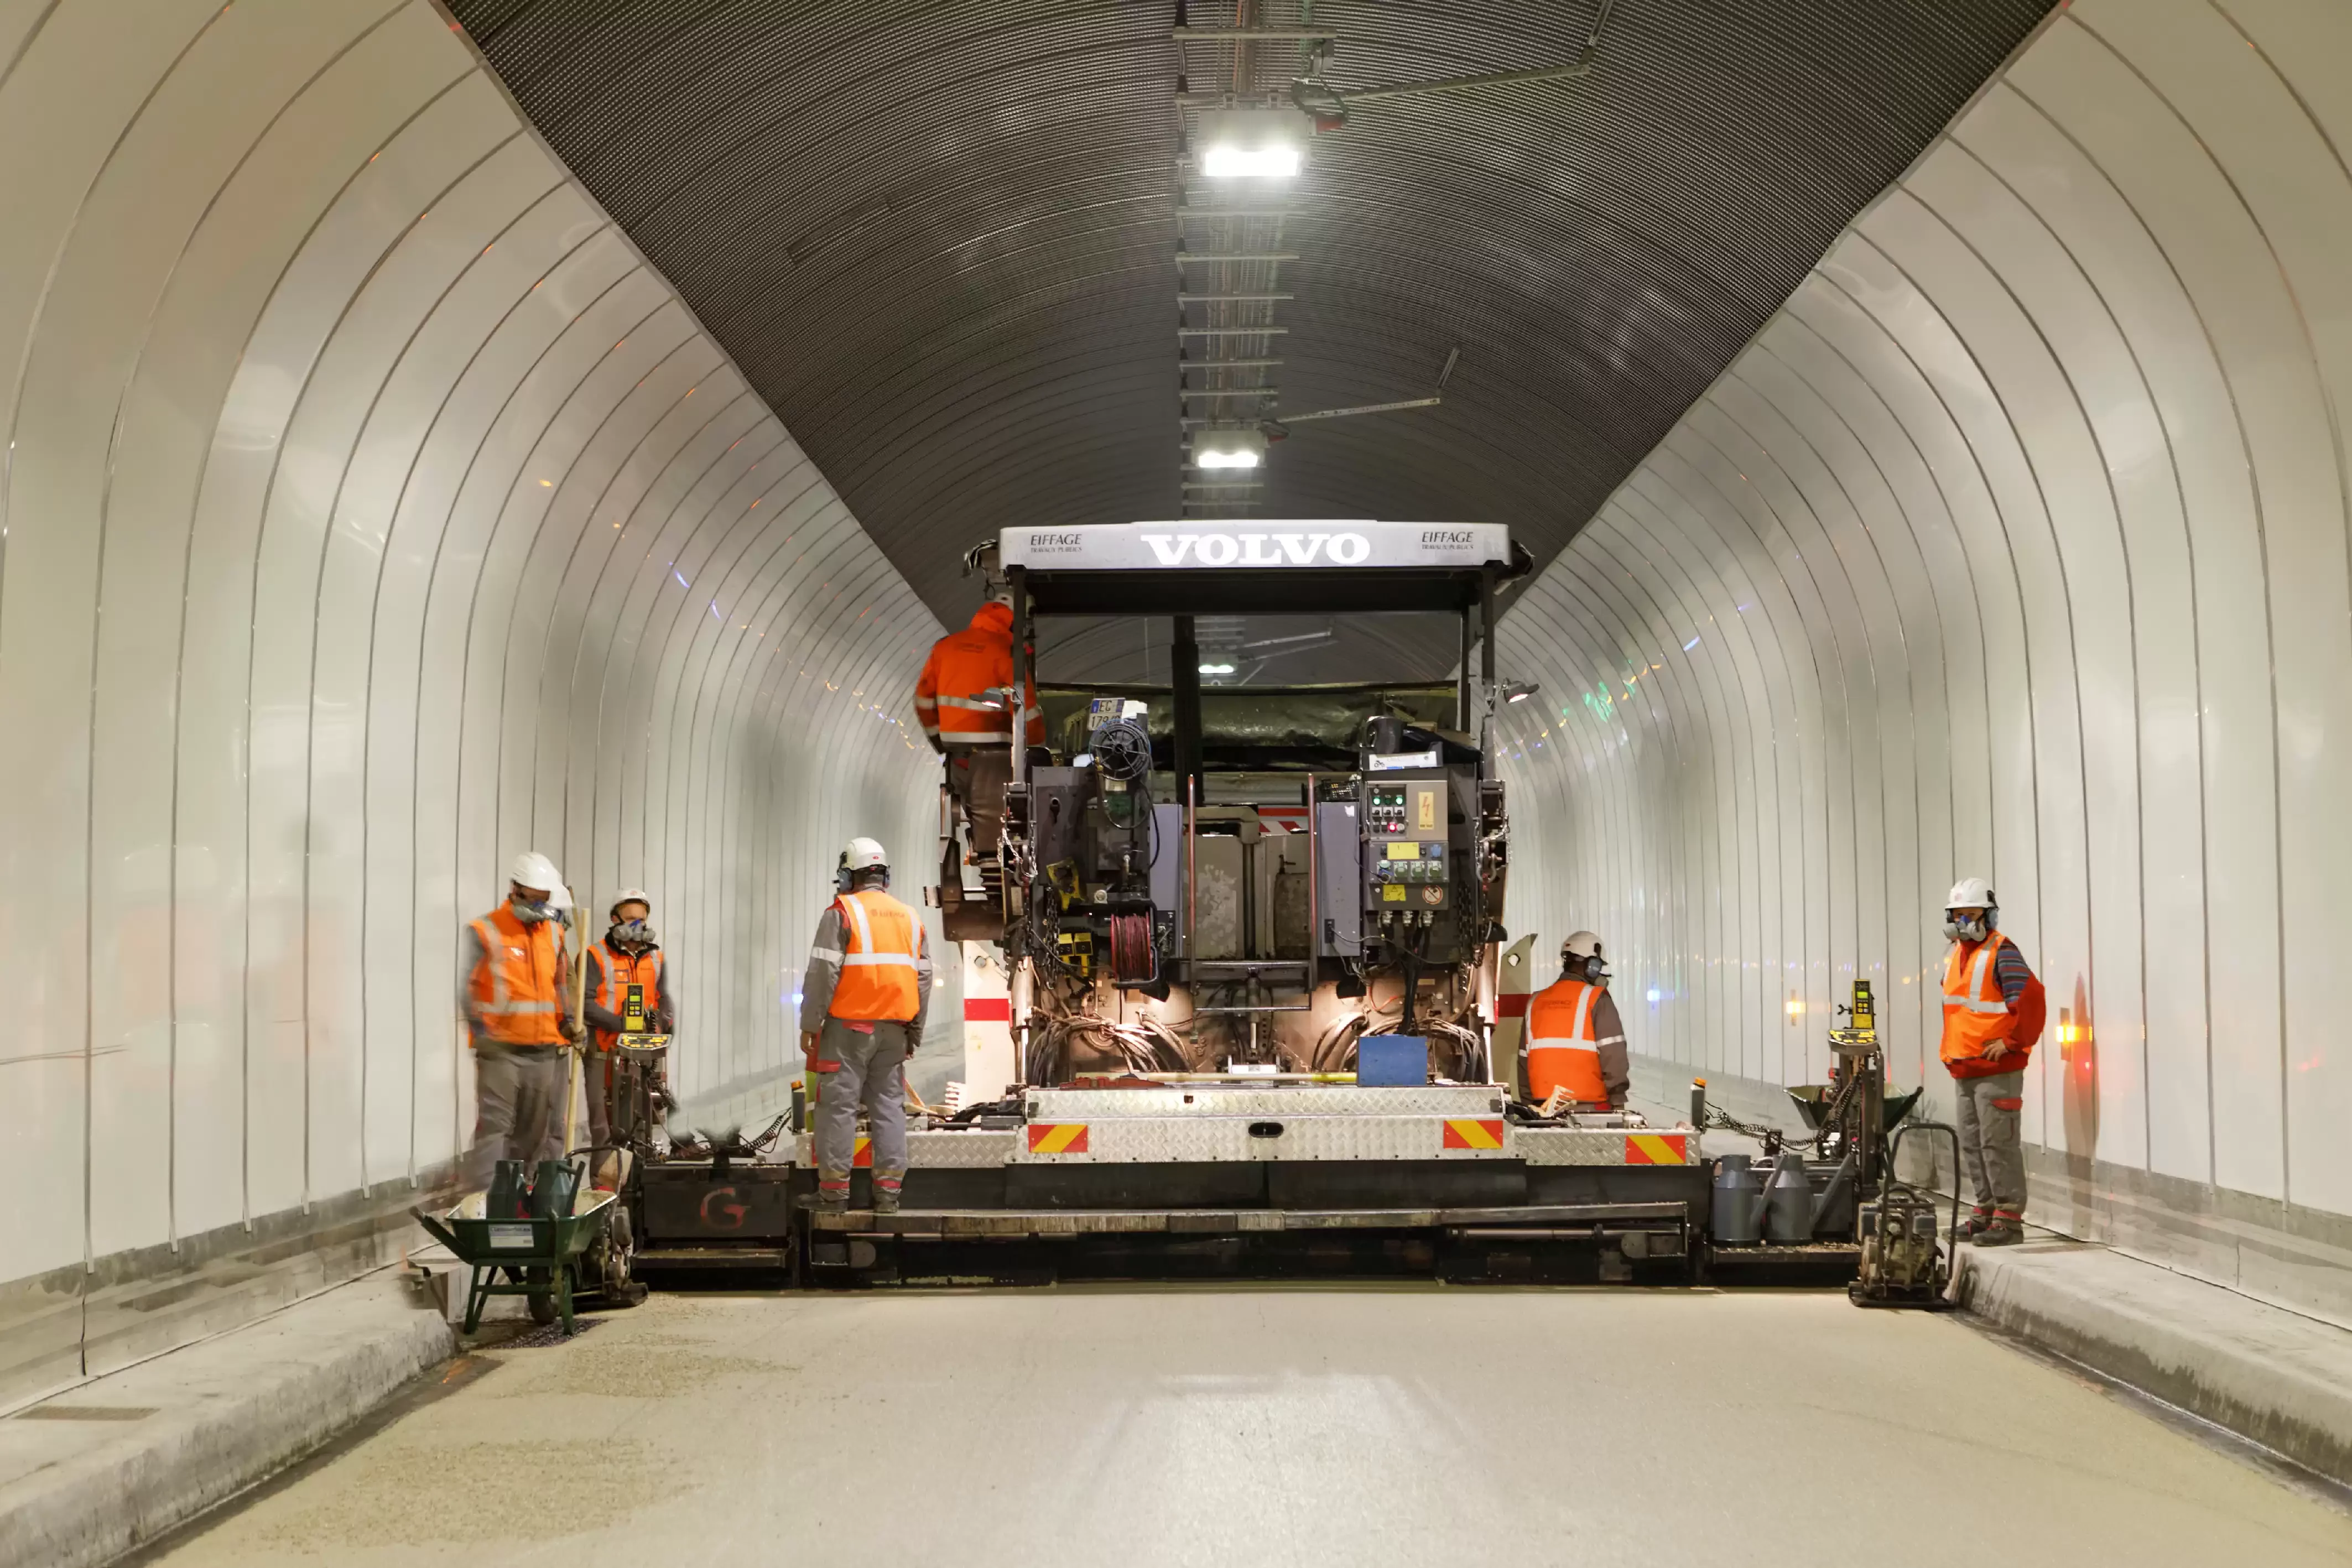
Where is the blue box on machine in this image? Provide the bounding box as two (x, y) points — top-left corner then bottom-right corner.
(1357, 1035), (1429, 1087)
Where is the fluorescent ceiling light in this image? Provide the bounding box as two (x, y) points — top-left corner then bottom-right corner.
(1195, 447), (1261, 470)
(1191, 428), (1269, 470)
(1194, 109), (1305, 180)
(1199, 662), (1237, 675)
(1201, 144), (1301, 178)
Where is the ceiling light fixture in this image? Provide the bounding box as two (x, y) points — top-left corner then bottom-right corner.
(1191, 428), (1268, 470)
(1194, 109), (1306, 180)
(1202, 144), (1300, 178)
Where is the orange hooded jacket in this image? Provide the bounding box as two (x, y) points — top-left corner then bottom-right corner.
(915, 601), (1043, 748)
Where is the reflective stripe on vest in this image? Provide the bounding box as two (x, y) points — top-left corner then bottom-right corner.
(592, 944), (663, 1053)
(828, 890), (922, 1022)
(1939, 934), (2013, 1067)
(467, 905), (566, 1047)
(919, 614), (1044, 747)
(1525, 977), (1607, 1105)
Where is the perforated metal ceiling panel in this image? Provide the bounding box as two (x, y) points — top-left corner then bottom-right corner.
(446, 0), (2055, 672)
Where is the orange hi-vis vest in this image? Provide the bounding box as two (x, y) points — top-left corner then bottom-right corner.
(828, 889), (923, 1022)
(915, 602), (1044, 748)
(1525, 977), (1608, 1105)
(466, 904), (568, 1047)
(591, 943), (663, 1053)
(1940, 931), (2041, 1076)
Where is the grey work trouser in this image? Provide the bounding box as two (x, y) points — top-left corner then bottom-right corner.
(1954, 1069), (2028, 1216)
(582, 1049), (616, 1150)
(811, 1018), (911, 1189)
(466, 1041), (569, 1191)
(948, 746), (1013, 855)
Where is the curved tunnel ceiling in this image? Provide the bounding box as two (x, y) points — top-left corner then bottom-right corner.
(446, 0), (2056, 676)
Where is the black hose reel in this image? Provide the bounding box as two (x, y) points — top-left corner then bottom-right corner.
(1089, 716), (1152, 782)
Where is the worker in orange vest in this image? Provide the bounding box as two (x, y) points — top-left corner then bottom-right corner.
(799, 837), (933, 1214)
(460, 851), (581, 1192)
(581, 888), (678, 1181)
(1523, 931), (1629, 1112)
(1940, 877), (2044, 1247)
(916, 593), (1044, 861)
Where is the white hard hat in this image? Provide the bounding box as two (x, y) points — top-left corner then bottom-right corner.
(840, 836), (889, 874)
(510, 850), (564, 896)
(1945, 877), (1996, 910)
(609, 887), (652, 918)
(1561, 930), (1603, 960)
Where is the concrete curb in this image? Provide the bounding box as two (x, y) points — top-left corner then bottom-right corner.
(0, 1270), (455, 1568)
(1954, 1240), (2352, 1484)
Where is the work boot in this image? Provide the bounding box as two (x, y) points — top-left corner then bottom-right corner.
(872, 1182), (903, 1217)
(1973, 1216), (2025, 1247)
(810, 1179), (851, 1215)
(1960, 1207), (1995, 1238)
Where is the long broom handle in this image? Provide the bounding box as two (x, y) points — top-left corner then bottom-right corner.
(563, 896), (590, 1156)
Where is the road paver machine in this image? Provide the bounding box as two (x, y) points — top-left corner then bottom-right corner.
(792, 521), (1737, 1285)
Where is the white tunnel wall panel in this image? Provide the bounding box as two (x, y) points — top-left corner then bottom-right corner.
(0, 0), (945, 1306)
(1501, 0), (2352, 1313)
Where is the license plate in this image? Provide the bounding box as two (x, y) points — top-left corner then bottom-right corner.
(487, 1223), (534, 1251)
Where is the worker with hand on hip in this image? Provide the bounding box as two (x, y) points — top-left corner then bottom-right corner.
(460, 851), (581, 1194)
(582, 888), (678, 1183)
(1939, 878), (2046, 1247)
(799, 837), (932, 1215)
(1523, 931), (1630, 1112)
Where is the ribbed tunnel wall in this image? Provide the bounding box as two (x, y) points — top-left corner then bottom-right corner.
(0, 0), (942, 1336)
(9, 0), (2352, 1384)
(1500, 0), (2352, 1318)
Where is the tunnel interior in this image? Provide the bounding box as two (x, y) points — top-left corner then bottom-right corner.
(6, 0), (2352, 1411)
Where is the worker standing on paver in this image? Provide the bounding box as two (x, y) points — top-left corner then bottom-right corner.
(799, 837), (932, 1215)
(1939, 877), (2044, 1247)
(461, 851), (581, 1192)
(582, 888), (677, 1184)
(915, 592), (1044, 862)
(1523, 930), (1629, 1112)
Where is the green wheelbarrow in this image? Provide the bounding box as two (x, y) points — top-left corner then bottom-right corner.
(413, 1191), (616, 1335)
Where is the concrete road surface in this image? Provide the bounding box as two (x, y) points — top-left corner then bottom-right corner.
(144, 1284), (2352, 1566)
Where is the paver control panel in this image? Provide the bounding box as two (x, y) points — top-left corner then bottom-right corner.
(1365, 778), (1450, 911)
(1367, 780), (1443, 837)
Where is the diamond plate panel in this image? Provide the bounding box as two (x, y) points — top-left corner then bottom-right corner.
(907, 1129), (1024, 1168)
(1513, 1128), (1703, 1165)
(1027, 1085), (1506, 1119)
(1012, 1114), (1516, 1164)
(795, 1118), (1698, 1168)
(789, 1130), (1023, 1168)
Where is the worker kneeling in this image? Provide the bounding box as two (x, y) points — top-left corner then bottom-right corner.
(799, 837), (932, 1215)
(1524, 931), (1630, 1112)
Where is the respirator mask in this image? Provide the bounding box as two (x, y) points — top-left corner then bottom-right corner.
(1943, 907), (1996, 944)
(509, 893), (558, 924)
(610, 919), (656, 951)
